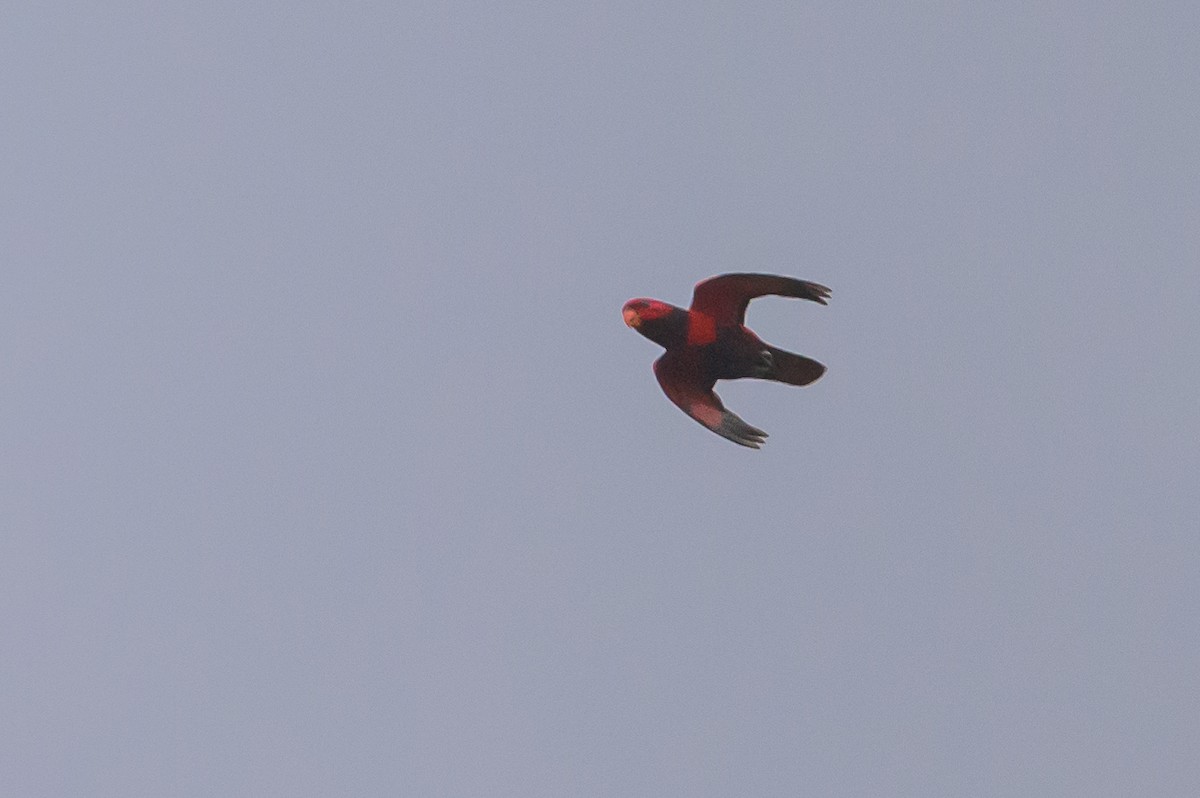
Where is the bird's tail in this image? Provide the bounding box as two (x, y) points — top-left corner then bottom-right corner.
(765, 346), (826, 386)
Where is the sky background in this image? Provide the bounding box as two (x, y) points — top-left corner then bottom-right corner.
(3, 3), (1199, 795)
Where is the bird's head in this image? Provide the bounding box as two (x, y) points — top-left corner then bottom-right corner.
(622, 298), (687, 349)
(622, 298), (673, 330)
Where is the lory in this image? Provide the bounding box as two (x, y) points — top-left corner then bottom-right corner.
(623, 274), (830, 448)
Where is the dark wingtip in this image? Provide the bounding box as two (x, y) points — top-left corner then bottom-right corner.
(720, 417), (768, 448)
(805, 282), (832, 305)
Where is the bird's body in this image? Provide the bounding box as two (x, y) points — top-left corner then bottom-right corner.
(623, 273), (830, 448)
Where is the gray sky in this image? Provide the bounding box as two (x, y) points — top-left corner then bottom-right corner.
(4, 3), (1198, 795)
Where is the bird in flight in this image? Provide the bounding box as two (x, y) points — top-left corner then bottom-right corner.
(622, 273), (830, 448)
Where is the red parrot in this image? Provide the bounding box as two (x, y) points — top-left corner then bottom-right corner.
(622, 274), (830, 448)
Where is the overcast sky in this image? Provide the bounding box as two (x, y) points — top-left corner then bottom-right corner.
(3, 3), (1198, 796)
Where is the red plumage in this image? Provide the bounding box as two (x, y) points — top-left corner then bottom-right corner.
(623, 273), (830, 448)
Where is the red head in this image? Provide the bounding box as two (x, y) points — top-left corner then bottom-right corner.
(622, 298), (688, 349)
(621, 298), (674, 329)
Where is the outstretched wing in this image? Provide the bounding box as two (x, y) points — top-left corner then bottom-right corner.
(653, 353), (768, 448)
(690, 273), (831, 326)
